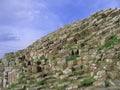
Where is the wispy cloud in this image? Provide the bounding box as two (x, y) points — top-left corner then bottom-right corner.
(0, 32), (19, 42)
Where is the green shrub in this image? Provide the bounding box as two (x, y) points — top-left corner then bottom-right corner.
(40, 55), (46, 60)
(80, 42), (86, 47)
(38, 55), (47, 62)
(115, 19), (120, 25)
(105, 79), (110, 87)
(10, 83), (17, 88)
(18, 75), (23, 83)
(68, 45), (75, 50)
(18, 75), (27, 84)
(100, 33), (120, 49)
(78, 77), (96, 88)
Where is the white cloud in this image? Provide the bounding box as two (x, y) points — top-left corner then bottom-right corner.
(12, 0), (45, 22)
(0, 26), (42, 48)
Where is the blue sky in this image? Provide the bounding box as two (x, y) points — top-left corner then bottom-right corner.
(0, 0), (120, 58)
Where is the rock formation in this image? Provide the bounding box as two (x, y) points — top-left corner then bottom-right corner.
(1, 8), (120, 90)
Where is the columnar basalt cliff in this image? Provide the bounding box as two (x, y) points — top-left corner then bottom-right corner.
(1, 8), (120, 90)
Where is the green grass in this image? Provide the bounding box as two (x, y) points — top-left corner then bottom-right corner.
(18, 75), (24, 83)
(0, 63), (3, 66)
(58, 78), (68, 84)
(25, 83), (30, 88)
(6, 55), (15, 61)
(18, 75), (27, 84)
(78, 77), (96, 88)
(38, 55), (48, 62)
(40, 55), (46, 60)
(91, 87), (96, 90)
(52, 55), (60, 60)
(13, 66), (22, 70)
(72, 71), (79, 75)
(100, 60), (106, 66)
(68, 45), (75, 50)
(35, 79), (47, 85)
(100, 33), (120, 49)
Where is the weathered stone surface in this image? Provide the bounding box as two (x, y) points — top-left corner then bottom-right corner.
(66, 84), (78, 90)
(67, 60), (77, 67)
(57, 58), (67, 70)
(93, 81), (105, 87)
(63, 68), (72, 75)
(94, 70), (107, 80)
(108, 71), (119, 79)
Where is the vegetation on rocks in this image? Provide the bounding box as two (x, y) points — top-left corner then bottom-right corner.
(78, 77), (96, 88)
(100, 33), (120, 49)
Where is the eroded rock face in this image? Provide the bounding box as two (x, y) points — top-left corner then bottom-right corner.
(1, 8), (120, 90)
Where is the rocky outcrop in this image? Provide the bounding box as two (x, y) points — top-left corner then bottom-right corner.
(0, 65), (4, 90)
(1, 8), (120, 90)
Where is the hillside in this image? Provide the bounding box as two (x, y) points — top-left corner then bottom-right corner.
(1, 8), (120, 90)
